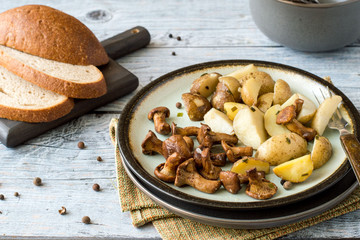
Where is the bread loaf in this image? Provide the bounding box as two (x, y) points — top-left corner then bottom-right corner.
(0, 45), (107, 99)
(0, 66), (74, 122)
(0, 5), (109, 66)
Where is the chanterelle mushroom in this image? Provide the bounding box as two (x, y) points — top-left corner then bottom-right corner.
(245, 168), (277, 200)
(141, 130), (163, 155)
(174, 158), (221, 194)
(197, 123), (238, 148)
(276, 99), (317, 141)
(193, 146), (227, 167)
(199, 148), (221, 180)
(221, 140), (253, 163)
(219, 171), (241, 194)
(148, 107), (171, 135)
(171, 122), (199, 136)
(154, 152), (184, 183)
(162, 135), (192, 160)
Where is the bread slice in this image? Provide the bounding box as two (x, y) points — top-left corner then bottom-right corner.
(0, 5), (108, 66)
(0, 65), (74, 123)
(0, 45), (107, 99)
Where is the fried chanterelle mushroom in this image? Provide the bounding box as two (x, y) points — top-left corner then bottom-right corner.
(174, 158), (221, 194)
(245, 168), (277, 200)
(276, 99), (317, 141)
(148, 107), (171, 135)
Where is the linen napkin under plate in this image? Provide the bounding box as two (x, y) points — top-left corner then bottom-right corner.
(110, 118), (360, 240)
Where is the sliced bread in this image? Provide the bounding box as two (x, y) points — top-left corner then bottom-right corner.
(0, 45), (107, 99)
(0, 5), (108, 66)
(0, 65), (74, 122)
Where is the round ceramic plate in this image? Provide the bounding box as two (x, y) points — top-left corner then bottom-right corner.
(122, 155), (358, 229)
(118, 60), (360, 209)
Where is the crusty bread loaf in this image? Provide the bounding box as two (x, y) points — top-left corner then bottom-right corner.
(0, 45), (107, 99)
(0, 66), (74, 122)
(0, 5), (108, 66)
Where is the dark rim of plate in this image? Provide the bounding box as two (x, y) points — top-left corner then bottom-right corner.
(117, 59), (359, 210)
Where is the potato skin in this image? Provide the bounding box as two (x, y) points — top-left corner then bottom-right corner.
(311, 135), (332, 169)
(190, 72), (221, 98)
(254, 132), (308, 165)
(273, 79), (292, 105)
(182, 93), (211, 121)
(211, 82), (235, 111)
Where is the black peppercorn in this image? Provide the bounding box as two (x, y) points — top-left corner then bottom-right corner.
(14, 192), (19, 197)
(168, 33), (173, 38)
(176, 102), (182, 108)
(171, 51), (176, 56)
(176, 36), (181, 41)
(0, 194), (4, 200)
(97, 156), (102, 162)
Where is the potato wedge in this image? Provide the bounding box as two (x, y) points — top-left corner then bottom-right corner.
(273, 154), (313, 183)
(226, 64), (258, 84)
(211, 82), (235, 112)
(264, 104), (291, 137)
(257, 92), (274, 113)
(233, 106), (267, 149)
(182, 93), (212, 121)
(190, 72), (221, 98)
(241, 77), (262, 106)
(254, 132), (308, 165)
(223, 102), (247, 121)
(219, 76), (241, 102)
(281, 93), (317, 124)
(311, 135), (332, 169)
(311, 95), (342, 135)
(204, 108), (234, 135)
(273, 79), (292, 105)
(231, 157), (270, 175)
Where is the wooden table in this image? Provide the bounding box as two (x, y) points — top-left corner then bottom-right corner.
(0, 0), (359, 239)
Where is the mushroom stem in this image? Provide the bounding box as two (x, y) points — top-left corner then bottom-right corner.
(221, 140), (253, 162)
(245, 168), (277, 200)
(174, 158), (221, 194)
(171, 122), (199, 136)
(141, 130), (163, 155)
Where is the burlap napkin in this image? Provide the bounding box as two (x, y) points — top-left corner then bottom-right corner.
(110, 118), (360, 240)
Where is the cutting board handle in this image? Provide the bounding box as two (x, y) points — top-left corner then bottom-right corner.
(101, 26), (151, 60)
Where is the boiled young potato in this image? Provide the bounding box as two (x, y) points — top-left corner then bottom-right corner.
(226, 64), (258, 84)
(273, 79), (292, 105)
(231, 157), (270, 175)
(204, 108), (234, 135)
(233, 106), (267, 149)
(190, 72), (221, 98)
(273, 154), (313, 183)
(219, 76), (241, 102)
(257, 92), (274, 113)
(182, 93), (212, 121)
(211, 82), (235, 111)
(254, 132), (308, 165)
(311, 135), (332, 169)
(223, 102), (247, 121)
(264, 104), (291, 137)
(281, 93), (317, 124)
(311, 95), (342, 135)
(241, 77), (262, 106)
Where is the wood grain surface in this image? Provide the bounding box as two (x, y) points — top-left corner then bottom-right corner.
(0, 0), (359, 239)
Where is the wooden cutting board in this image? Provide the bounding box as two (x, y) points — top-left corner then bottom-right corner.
(0, 26), (150, 147)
